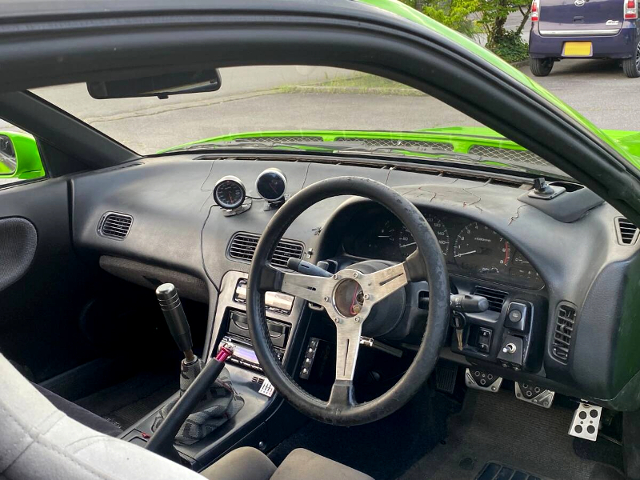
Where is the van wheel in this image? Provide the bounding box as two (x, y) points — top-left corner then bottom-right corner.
(623, 42), (640, 78)
(530, 58), (554, 77)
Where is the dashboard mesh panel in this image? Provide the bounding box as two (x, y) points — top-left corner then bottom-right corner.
(615, 217), (639, 245)
(228, 232), (304, 269)
(473, 286), (508, 312)
(467, 145), (548, 167)
(98, 212), (132, 240)
(334, 137), (454, 151)
(237, 136), (323, 144)
(552, 303), (576, 363)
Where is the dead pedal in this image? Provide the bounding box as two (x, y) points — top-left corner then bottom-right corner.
(515, 382), (555, 408)
(465, 368), (502, 392)
(569, 401), (602, 442)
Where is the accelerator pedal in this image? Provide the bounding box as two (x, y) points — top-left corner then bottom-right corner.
(569, 402), (602, 442)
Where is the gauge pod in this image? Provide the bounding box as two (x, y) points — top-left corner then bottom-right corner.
(213, 175), (246, 210)
(256, 168), (287, 203)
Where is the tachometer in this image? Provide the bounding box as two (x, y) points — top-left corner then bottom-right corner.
(213, 176), (246, 210)
(453, 222), (511, 274)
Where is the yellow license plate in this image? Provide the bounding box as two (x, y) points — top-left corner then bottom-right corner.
(563, 42), (592, 57)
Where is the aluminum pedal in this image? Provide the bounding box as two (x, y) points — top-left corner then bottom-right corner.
(514, 382), (555, 408)
(465, 368), (502, 392)
(569, 402), (602, 442)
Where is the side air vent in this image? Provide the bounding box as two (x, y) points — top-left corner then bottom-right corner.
(552, 302), (577, 362)
(228, 232), (304, 269)
(615, 217), (639, 245)
(473, 286), (508, 312)
(98, 212), (132, 240)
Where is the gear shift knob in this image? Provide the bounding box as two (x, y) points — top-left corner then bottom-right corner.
(156, 283), (194, 362)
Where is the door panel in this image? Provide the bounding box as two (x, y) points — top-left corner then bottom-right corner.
(0, 177), (98, 381)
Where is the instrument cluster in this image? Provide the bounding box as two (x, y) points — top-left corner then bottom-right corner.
(342, 208), (544, 289)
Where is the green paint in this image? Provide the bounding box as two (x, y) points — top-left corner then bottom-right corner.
(0, 131), (45, 180)
(355, 0), (640, 167)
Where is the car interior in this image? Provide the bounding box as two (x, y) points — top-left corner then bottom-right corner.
(3, 2), (640, 480)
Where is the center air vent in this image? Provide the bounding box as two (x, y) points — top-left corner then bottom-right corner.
(473, 286), (508, 312)
(98, 212), (132, 240)
(228, 232), (304, 268)
(552, 302), (577, 362)
(615, 217), (639, 245)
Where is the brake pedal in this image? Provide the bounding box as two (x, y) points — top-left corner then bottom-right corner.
(515, 382), (555, 408)
(569, 402), (602, 442)
(465, 368), (502, 392)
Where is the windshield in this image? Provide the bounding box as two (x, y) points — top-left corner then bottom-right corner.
(33, 66), (565, 178)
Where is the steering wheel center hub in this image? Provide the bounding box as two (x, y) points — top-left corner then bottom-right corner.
(333, 278), (364, 317)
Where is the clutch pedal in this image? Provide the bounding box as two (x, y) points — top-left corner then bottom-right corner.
(569, 402), (602, 442)
(465, 368), (502, 392)
(514, 382), (555, 408)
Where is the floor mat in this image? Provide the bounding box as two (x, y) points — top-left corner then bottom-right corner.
(400, 389), (624, 480)
(76, 369), (177, 430)
(269, 386), (457, 480)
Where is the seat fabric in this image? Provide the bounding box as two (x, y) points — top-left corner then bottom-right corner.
(201, 447), (374, 480)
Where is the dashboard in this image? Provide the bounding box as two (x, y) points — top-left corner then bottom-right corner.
(342, 208), (544, 289)
(70, 155), (640, 411)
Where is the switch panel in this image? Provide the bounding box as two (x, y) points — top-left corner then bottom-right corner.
(504, 301), (530, 333)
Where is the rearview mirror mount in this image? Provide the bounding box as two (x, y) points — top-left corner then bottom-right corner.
(87, 69), (222, 100)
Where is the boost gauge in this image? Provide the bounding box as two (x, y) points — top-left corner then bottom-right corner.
(213, 176), (246, 210)
(256, 168), (287, 204)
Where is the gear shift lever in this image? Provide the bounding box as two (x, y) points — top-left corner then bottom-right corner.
(156, 283), (195, 363)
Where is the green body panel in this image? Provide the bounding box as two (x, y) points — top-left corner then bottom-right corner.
(355, 0), (639, 167)
(0, 131), (45, 180)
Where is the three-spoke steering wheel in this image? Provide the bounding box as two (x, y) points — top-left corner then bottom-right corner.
(246, 177), (449, 426)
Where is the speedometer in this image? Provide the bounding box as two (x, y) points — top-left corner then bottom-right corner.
(454, 222), (511, 274)
(425, 213), (450, 255)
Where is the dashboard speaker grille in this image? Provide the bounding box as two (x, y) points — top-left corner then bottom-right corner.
(98, 212), (132, 240)
(552, 303), (577, 363)
(228, 232), (304, 268)
(615, 217), (639, 245)
(473, 286), (508, 312)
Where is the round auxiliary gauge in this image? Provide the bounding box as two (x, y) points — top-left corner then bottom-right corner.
(256, 168), (287, 202)
(213, 175), (246, 210)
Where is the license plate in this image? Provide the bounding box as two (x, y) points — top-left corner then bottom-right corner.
(563, 42), (592, 57)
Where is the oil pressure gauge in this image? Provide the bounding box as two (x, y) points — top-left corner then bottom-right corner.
(256, 168), (287, 206)
(213, 176), (246, 210)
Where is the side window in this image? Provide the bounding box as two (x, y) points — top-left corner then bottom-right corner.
(0, 120), (46, 187)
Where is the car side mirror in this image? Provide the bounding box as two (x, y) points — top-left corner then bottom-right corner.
(0, 132), (45, 181)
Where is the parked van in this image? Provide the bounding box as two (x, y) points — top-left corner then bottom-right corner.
(529, 0), (640, 77)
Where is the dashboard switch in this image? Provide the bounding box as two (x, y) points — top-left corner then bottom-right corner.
(505, 301), (529, 333)
(477, 328), (492, 353)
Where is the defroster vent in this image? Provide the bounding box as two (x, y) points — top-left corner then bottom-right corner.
(615, 217), (639, 245)
(228, 232), (304, 268)
(552, 302), (577, 362)
(473, 286), (508, 312)
(98, 212), (132, 240)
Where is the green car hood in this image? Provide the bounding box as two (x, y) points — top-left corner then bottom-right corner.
(161, 127), (640, 173)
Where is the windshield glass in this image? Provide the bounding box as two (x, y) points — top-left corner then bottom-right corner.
(33, 66), (565, 178)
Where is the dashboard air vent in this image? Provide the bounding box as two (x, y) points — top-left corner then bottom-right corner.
(98, 212), (132, 240)
(473, 286), (508, 312)
(552, 303), (577, 362)
(615, 217), (639, 245)
(228, 232), (304, 268)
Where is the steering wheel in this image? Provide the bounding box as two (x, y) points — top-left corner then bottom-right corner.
(246, 177), (449, 426)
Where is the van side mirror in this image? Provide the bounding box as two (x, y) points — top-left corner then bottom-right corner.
(0, 132), (45, 182)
